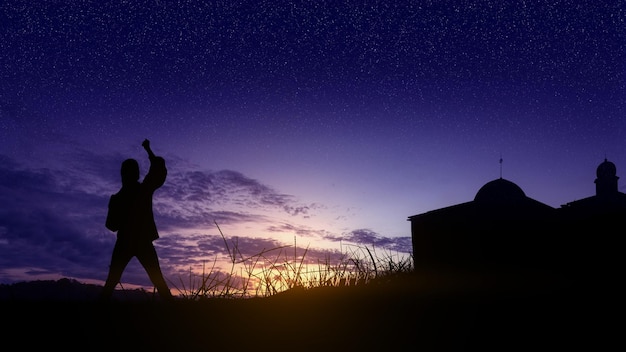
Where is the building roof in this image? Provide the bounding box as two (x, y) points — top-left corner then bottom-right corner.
(408, 177), (553, 221)
(474, 178), (526, 204)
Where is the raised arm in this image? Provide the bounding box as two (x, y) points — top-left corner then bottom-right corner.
(141, 138), (167, 189)
(142, 139), (156, 160)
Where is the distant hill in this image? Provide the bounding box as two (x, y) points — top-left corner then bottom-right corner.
(0, 278), (155, 302)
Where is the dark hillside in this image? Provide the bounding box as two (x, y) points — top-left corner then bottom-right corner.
(0, 271), (608, 351)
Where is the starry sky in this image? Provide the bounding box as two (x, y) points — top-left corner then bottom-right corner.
(1, 1), (624, 289)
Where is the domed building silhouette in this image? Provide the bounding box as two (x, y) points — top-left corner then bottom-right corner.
(408, 176), (555, 271)
(408, 158), (626, 273)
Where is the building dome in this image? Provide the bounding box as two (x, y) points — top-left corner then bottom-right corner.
(595, 158), (619, 197)
(474, 178), (526, 204)
(596, 158), (617, 179)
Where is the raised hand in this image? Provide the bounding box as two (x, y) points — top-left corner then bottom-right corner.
(142, 139), (155, 159)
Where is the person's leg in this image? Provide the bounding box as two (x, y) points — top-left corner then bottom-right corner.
(100, 239), (133, 301)
(136, 243), (173, 301)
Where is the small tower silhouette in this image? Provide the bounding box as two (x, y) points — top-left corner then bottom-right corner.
(594, 158), (618, 198)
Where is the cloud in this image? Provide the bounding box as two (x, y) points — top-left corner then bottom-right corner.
(265, 222), (333, 240)
(154, 167), (320, 229)
(0, 150), (410, 288)
(0, 155), (113, 283)
(0, 152), (329, 286)
(324, 229), (412, 254)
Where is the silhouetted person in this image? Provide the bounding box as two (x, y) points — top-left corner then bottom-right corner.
(100, 139), (173, 301)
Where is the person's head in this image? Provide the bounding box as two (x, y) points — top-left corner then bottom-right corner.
(121, 158), (140, 185)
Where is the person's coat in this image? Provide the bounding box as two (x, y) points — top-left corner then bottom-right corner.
(105, 156), (167, 246)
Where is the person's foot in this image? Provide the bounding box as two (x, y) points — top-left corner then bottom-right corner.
(158, 289), (174, 302)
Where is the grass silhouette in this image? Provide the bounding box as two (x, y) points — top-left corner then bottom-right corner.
(169, 221), (415, 300)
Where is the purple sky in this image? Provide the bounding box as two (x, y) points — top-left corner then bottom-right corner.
(1, 1), (624, 289)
